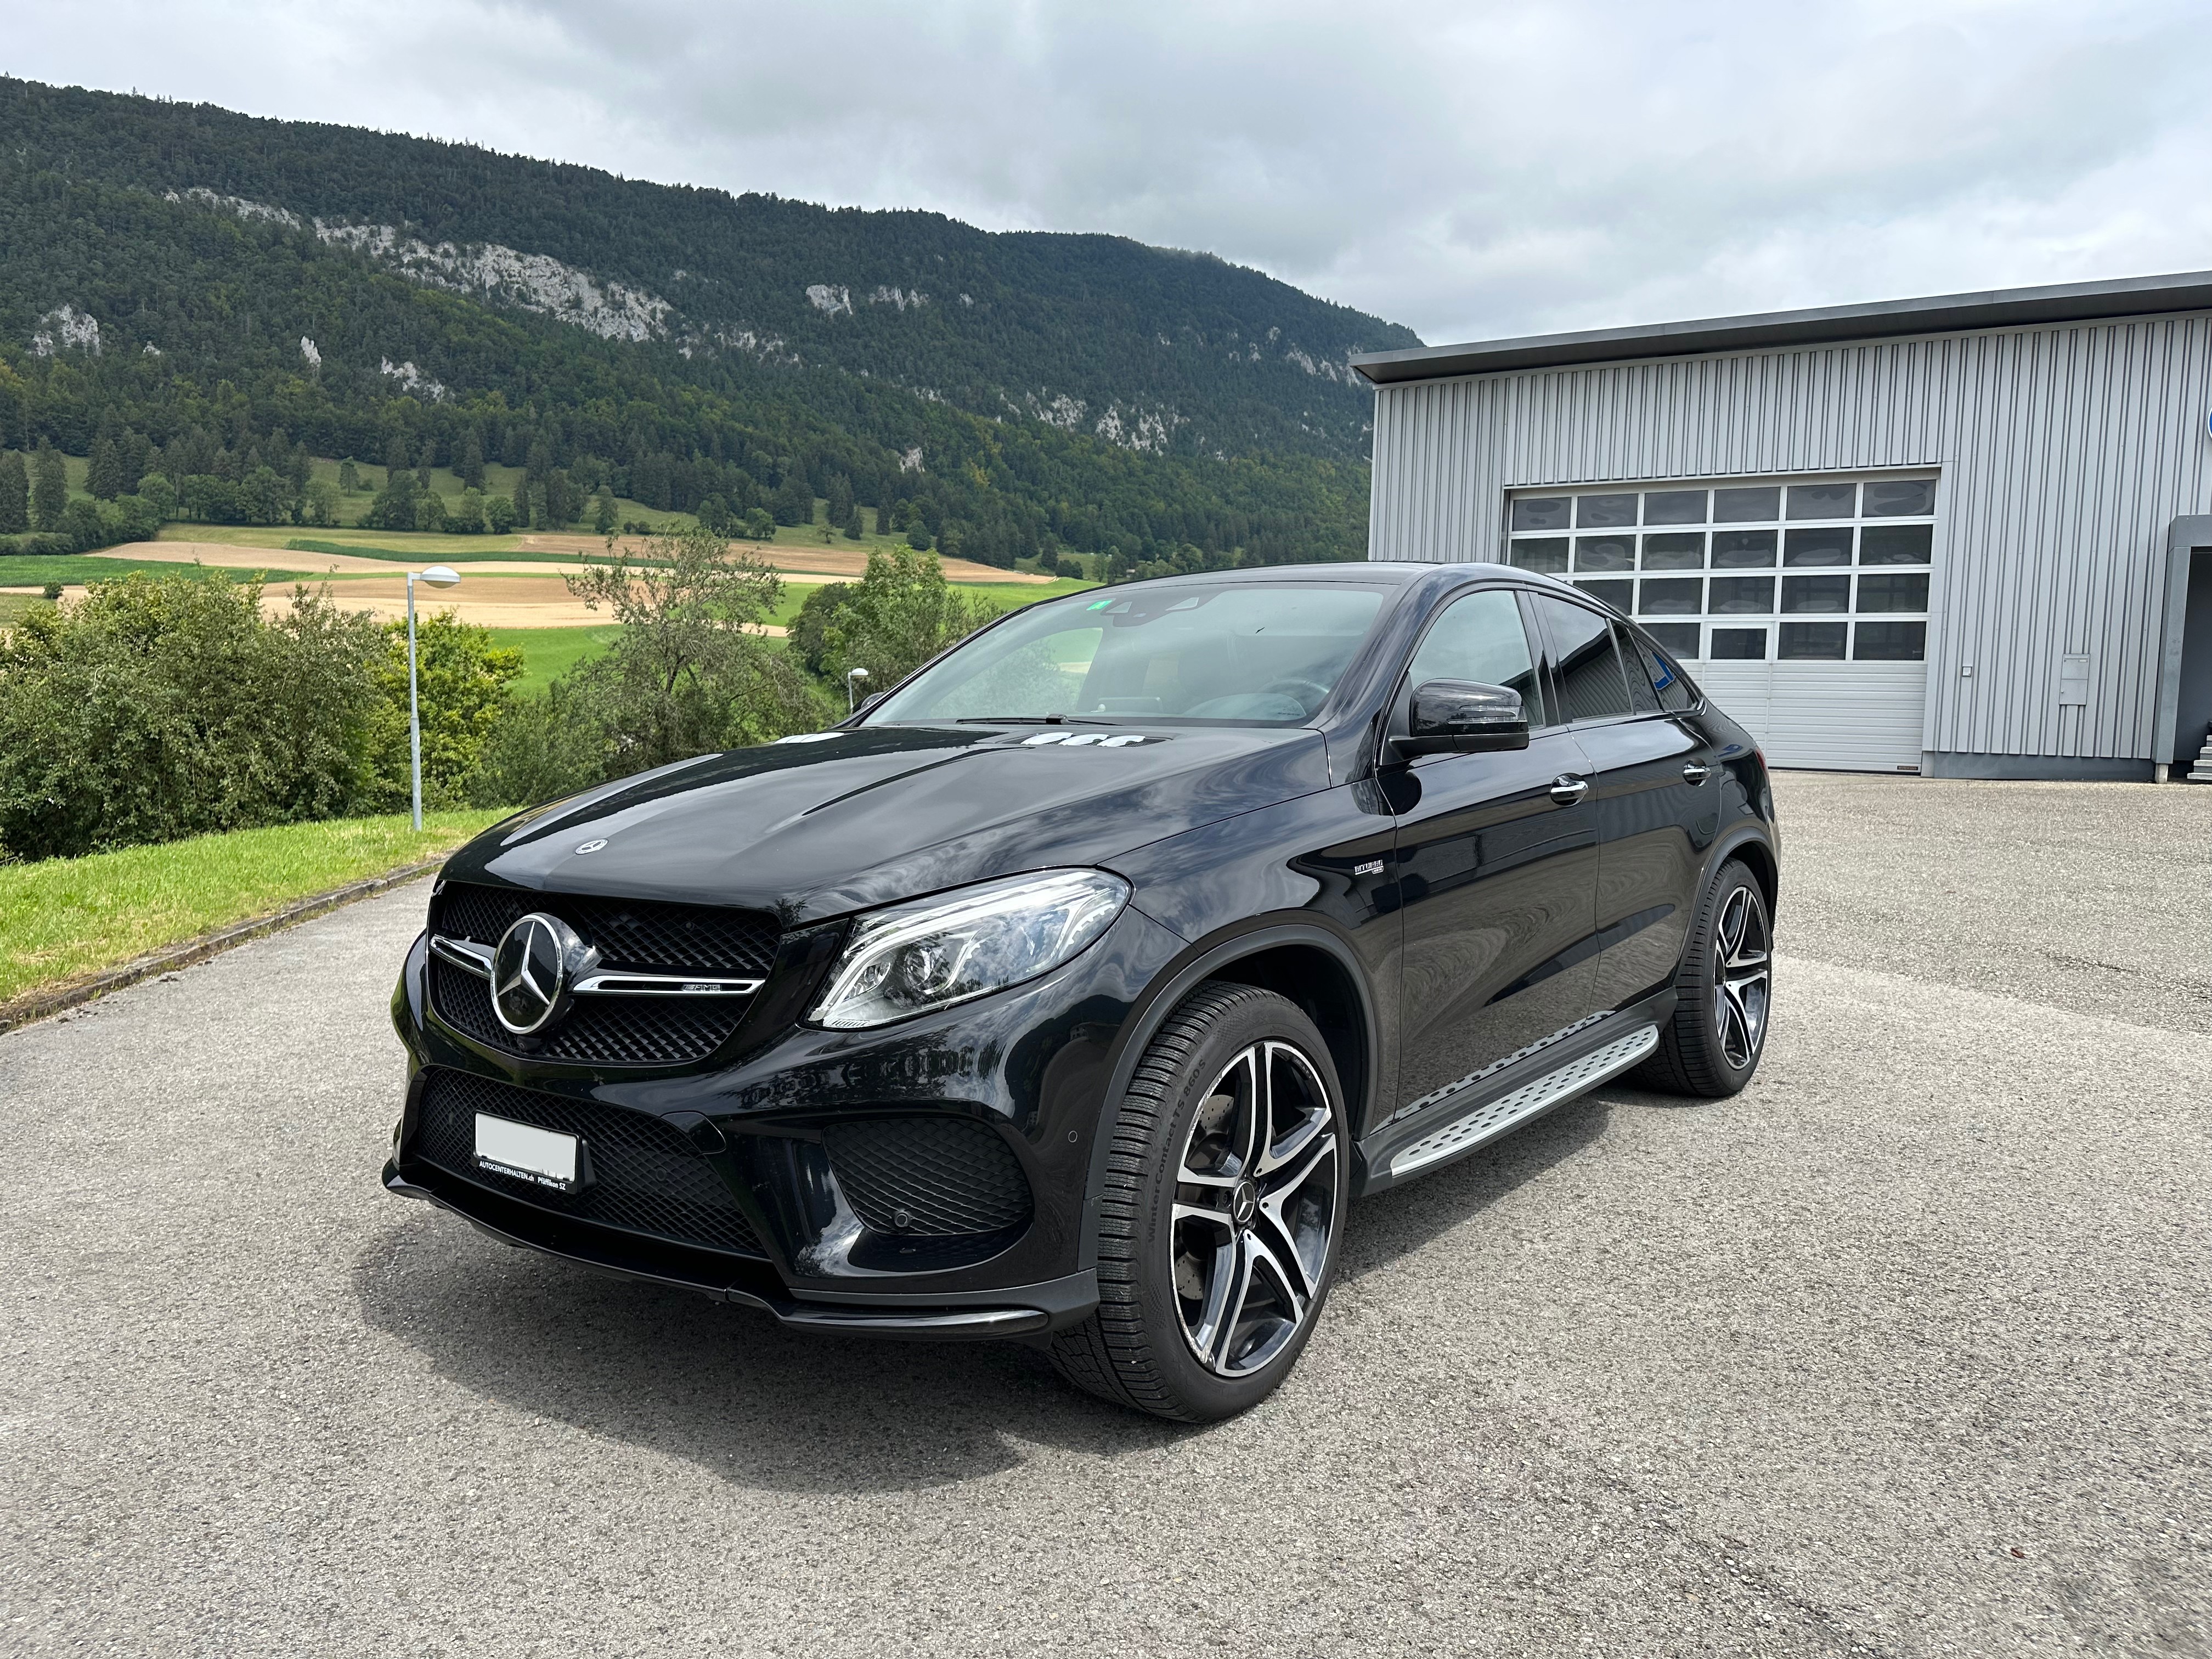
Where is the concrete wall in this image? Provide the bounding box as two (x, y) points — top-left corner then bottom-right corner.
(1367, 313), (2212, 770)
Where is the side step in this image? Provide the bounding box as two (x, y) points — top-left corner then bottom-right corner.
(1386, 1023), (1660, 1181)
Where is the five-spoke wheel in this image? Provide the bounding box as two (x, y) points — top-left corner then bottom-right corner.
(1050, 981), (1349, 1421)
(1712, 882), (1771, 1070)
(1639, 857), (1774, 1097)
(1170, 1040), (1339, 1378)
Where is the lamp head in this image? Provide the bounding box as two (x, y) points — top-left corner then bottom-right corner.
(419, 565), (461, 589)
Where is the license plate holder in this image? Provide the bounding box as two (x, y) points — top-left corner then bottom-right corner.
(474, 1113), (580, 1192)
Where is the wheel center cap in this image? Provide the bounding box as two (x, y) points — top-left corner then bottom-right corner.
(1232, 1179), (1260, 1229)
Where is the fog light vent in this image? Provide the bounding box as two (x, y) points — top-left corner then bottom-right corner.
(820, 1116), (1034, 1238)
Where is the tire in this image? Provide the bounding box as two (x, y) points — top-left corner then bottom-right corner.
(1636, 858), (1774, 1098)
(1049, 981), (1349, 1422)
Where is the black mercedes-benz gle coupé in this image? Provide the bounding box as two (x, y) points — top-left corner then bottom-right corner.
(387, 561), (1778, 1420)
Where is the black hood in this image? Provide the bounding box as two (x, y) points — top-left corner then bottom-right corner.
(443, 724), (1334, 927)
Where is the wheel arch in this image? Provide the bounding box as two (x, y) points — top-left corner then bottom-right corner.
(1715, 828), (1780, 922)
(1075, 919), (1381, 1272)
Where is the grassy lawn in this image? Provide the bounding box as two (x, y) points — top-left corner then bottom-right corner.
(0, 810), (510, 1007)
(484, 624), (623, 692)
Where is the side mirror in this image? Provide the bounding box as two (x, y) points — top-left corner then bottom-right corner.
(856, 691), (888, 714)
(1391, 680), (1530, 758)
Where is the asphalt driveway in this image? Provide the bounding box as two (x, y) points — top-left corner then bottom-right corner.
(2, 772), (2207, 1657)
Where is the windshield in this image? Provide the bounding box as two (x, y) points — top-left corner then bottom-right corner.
(864, 580), (1391, 726)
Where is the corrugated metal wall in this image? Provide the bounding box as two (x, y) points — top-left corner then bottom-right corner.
(1367, 315), (2212, 762)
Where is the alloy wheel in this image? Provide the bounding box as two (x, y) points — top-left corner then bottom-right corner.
(1171, 1040), (1339, 1378)
(1714, 883), (1773, 1069)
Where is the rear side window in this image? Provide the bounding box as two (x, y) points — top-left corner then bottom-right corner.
(1406, 589), (1548, 726)
(1531, 595), (1632, 724)
(1625, 627), (1696, 713)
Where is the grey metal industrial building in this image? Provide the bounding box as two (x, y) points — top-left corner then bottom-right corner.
(1353, 272), (2212, 781)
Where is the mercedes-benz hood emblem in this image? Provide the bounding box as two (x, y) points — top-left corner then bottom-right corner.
(492, 912), (596, 1035)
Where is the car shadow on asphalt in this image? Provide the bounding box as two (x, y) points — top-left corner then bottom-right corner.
(1338, 1088), (1626, 1283)
(351, 1086), (1688, 1494)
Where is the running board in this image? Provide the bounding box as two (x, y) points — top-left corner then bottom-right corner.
(1384, 1023), (1660, 1182)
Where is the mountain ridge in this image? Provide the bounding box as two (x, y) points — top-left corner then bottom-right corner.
(0, 76), (1410, 570)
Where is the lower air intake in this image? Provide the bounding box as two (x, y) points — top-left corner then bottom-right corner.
(413, 1067), (765, 1258)
(820, 1116), (1034, 1238)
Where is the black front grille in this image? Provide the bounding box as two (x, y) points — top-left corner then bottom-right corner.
(430, 960), (751, 1066)
(821, 1116), (1034, 1237)
(413, 1068), (765, 1258)
(426, 881), (778, 1067)
(433, 882), (779, 978)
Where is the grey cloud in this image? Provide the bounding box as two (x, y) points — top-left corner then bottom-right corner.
(13, 0), (2210, 346)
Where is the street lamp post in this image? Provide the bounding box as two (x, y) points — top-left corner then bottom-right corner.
(845, 666), (870, 715)
(407, 565), (462, 831)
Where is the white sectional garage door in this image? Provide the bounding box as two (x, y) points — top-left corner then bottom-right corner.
(1684, 661), (1926, 770)
(1504, 471), (1935, 771)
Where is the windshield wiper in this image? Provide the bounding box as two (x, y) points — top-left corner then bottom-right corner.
(952, 714), (1119, 726)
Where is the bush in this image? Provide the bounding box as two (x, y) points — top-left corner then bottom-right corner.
(370, 613), (523, 810)
(816, 548), (1007, 691)
(472, 522), (826, 809)
(0, 572), (391, 860)
(787, 582), (850, 676)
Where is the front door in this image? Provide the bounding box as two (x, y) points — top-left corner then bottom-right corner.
(1389, 587), (1599, 1116)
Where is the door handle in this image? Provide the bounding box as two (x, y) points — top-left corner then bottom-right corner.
(1681, 761), (1713, 786)
(1548, 774), (1589, 805)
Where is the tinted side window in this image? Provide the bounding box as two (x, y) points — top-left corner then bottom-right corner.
(1531, 595), (1632, 724)
(1627, 629), (1697, 712)
(1615, 623), (1661, 713)
(1406, 589), (1547, 725)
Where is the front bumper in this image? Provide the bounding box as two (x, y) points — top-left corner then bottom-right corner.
(387, 902), (1188, 1336)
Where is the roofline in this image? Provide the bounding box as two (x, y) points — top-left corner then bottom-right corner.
(1351, 270), (2212, 385)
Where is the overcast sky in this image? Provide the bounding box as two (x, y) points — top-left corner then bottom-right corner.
(13, 0), (2212, 345)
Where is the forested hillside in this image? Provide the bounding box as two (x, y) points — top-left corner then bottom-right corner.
(0, 77), (1417, 570)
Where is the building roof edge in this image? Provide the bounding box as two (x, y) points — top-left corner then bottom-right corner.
(1352, 271), (2212, 384)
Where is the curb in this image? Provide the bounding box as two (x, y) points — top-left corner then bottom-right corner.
(0, 860), (442, 1037)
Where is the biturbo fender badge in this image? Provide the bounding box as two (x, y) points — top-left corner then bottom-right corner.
(491, 912), (599, 1034)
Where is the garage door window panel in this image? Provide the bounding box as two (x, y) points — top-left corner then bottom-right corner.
(1711, 577), (1775, 614)
(1573, 535), (1635, 572)
(1783, 527), (1853, 566)
(1713, 487), (1780, 522)
(1576, 578), (1634, 612)
(1643, 490), (1708, 524)
(1576, 494), (1639, 528)
(1860, 524), (1934, 564)
(1779, 622), (1848, 659)
(1855, 621), (1927, 661)
(1510, 537), (1569, 574)
(1712, 531), (1777, 569)
(1641, 532), (1706, 570)
(1639, 577), (1703, 614)
(1641, 622), (1701, 659)
(1781, 575), (1850, 613)
(1858, 573), (1930, 612)
(1788, 482), (1858, 519)
(1511, 498), (1572, 533)
(1863, 478), (1936, 517)
(1710, 627), (1768, 660)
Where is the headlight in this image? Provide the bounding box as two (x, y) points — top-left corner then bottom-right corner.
(808, 868), (1130, 1030)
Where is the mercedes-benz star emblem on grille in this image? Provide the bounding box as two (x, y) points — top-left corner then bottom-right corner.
(492, 912), (593, 1034)
(574, 839), (607, 855)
